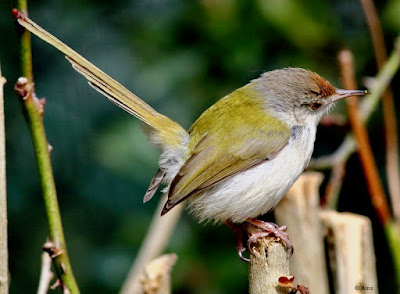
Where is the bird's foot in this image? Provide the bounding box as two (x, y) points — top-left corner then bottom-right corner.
(246, 218), (293, 256)
(225, 220), (250, 262)
(226, 219), (293, 262)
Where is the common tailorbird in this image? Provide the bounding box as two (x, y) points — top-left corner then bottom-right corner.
(14, 11), (367, 261)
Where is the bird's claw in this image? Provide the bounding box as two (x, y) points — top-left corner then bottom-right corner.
(238, 248), (250, 262)
(246, 219), (294, 257)
(279, 225), (287, 232)
(226, 219), (293, 262)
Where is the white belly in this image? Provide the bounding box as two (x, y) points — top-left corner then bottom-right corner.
(186, 125), (316, 223)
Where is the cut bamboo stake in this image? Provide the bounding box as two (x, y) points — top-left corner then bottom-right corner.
(120, 195), (183, 294)
(320, 211), (378, 294)
(248, 231), (290, 294)
(274, 172), (329, 294)
(140, 254), (177, 294)
(0, 64), (8, 294)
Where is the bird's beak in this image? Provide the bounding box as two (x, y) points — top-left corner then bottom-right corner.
(329, 89), (369, 103)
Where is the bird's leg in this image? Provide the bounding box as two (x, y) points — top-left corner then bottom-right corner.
(246, 218), (293, 256)
(225, 220), (250, 262)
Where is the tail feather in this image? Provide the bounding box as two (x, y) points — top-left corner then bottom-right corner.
(16, 14), (187, 148)
(143, 168), (165, 203)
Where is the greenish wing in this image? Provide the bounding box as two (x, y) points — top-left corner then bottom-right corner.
(164, 114), (291, 212)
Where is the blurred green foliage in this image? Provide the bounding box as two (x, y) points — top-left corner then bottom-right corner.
(1, 0), (399, 293)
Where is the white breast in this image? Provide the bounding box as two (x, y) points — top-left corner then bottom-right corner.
(186, 124), (317, 223)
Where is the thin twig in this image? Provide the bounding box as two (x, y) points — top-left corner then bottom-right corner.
(37, 253), (54, 294)
(309, 37), (400, 171)
(323, 162), (346, 209)
(360, 0), (400, 224)
(308, 134), (356, 170)
(14, 1), (80, 292)
(360, 0), (387, 65)
(0, 63), (8, 294)
(338, 49), (391, 225)
(120, 195), (183, 294)
(339, 49), (400, 290)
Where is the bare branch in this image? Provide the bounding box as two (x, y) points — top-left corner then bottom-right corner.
(360, 0), (400, 224)
(37, 253), (54, 294)
(309, 37), (400, 172)
(338, 49), (391, 225)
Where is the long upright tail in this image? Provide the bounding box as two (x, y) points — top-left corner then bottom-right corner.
(13, 10), (187, 149)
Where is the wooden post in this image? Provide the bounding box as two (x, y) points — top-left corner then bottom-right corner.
(274, 172), (329, 294)
(320, 211), (378, 294)
(248, 230), (290, 294)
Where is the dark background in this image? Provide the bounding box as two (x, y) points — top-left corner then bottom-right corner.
(1, 0), (399, 293)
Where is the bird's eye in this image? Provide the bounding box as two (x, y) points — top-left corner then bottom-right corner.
(310, 90), (320, 96)
(310, 102), (323, 111)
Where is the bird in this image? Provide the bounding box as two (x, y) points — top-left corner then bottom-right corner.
(14, 11), (367, 261)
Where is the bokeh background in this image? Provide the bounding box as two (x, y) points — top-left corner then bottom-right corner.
(1, 0), (400, 293)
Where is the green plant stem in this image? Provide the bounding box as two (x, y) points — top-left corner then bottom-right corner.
(16, 1), (79, 293)
(385, 221), (400, 292)
(17, 1), (33, 82)
(21, 87), (79, 293)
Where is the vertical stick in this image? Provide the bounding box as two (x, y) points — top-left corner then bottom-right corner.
(338, 49), (391, 225)
(120, 195), (183, 294)
(15, 2), (80, 292)
(274, 172), (329, 294)
(248, 233), (290, 294)
(321, 211), (378, 294)
(0, 64), (8, 294)
(360, 0), (400, 222)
